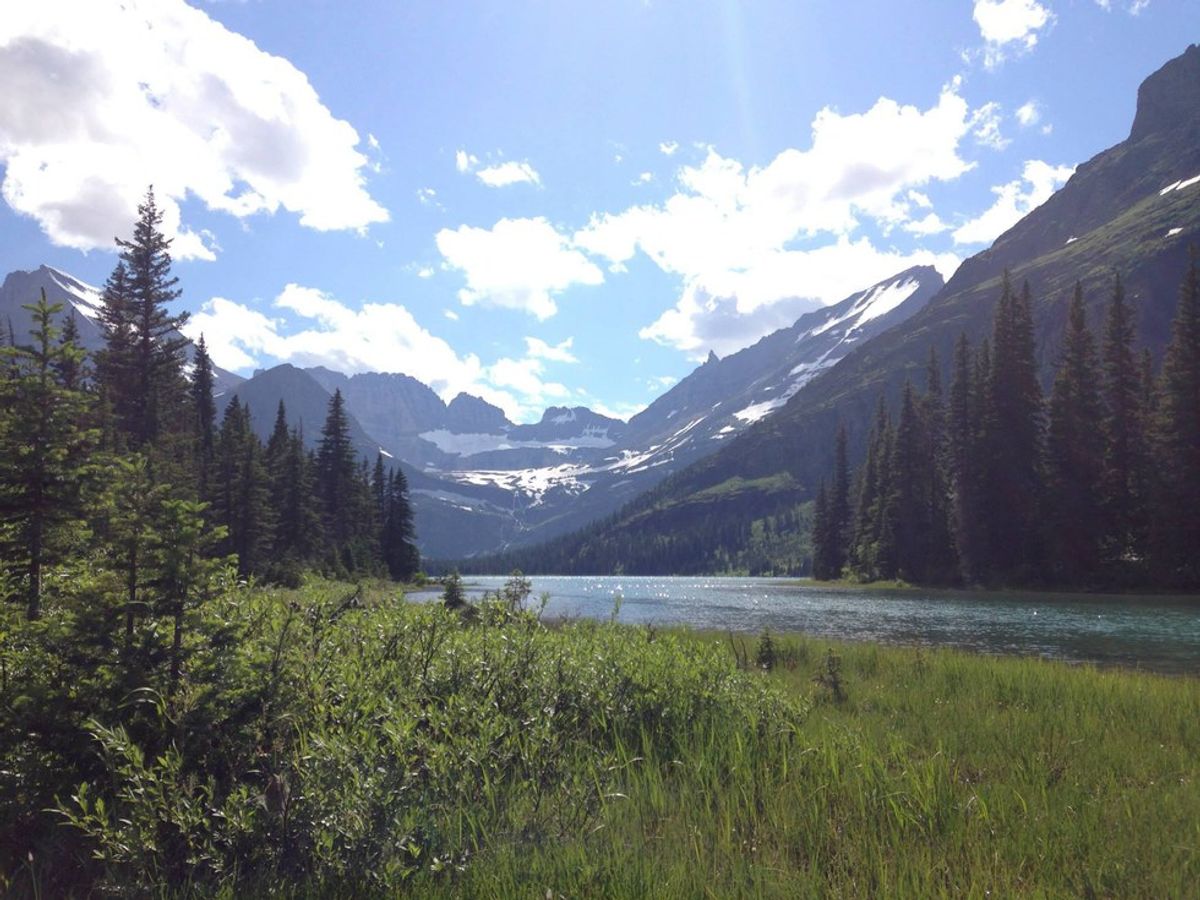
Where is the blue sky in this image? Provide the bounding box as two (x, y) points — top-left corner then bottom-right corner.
(0, 0), (1194, 421)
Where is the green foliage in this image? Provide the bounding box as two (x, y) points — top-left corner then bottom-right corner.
(4, 579), (802, 895)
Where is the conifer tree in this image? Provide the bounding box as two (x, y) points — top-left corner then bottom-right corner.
(1044, 284), (1105, 582)
(190, 336), (217, 499)
(948, 333), (983, 583)
(810, 480), (835, 580)
(381, 467), (419, 581)
(979, 275), (1043, 581)
(316, 390), (361, 573)
(829, 424), (850, 577)
(891, 380), (932, 582)
(97, 261), (135, 449)
(0, 292), (96, 618)
(1150, 257), (1200, 585)
(1100, 272), (1148, 566)
(113, 187), (190, 449)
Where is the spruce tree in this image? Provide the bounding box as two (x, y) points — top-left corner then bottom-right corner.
(810, 480), (834, 580)
(316, 390), (360, 573)
(979, 275), (1043, 581)
(381, 467), (419, 581)
(1150, 257), (1200, 585)
(829, 424), (850, 577)
(190, 335), (217, 499)
(1099, 272), (1149, 568)
(891, 380), (932, 582)
(0, 292), (96, 618)
(949, 333), (983, 583)
(1044, 284), (1105, 583)
(113, 187), (190, 449)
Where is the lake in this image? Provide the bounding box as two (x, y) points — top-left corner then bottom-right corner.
(413, 575), (1200, 674)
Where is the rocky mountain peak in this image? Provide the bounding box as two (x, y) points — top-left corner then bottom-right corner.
(1130, 43), (1200, 143)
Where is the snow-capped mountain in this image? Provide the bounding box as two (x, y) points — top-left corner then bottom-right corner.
(418, 265), (945, 555)
(0, 264), (243, 394)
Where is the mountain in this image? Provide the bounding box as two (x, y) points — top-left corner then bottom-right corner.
(420, 266), (942, 557)
(475, 44), (1200, 575)
(0, 264), (243, 395)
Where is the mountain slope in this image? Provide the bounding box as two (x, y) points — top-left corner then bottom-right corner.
(0, 264), (243, 394)
(480, 43), (1200, 575)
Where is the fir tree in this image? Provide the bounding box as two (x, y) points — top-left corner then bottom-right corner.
(316, 390), (360, 573)
(891, 380), (932, 582)
(381, 467), (420, 581)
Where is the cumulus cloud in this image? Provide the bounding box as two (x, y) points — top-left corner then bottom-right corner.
(1015, 100), (1042, 127)
(455, 149), (540, 187)
(573, 86), (975, 355)
(658, 141), (679, 156)
(972, 0), (1054, 67)
(637, 237), (960, 358)
(0, 1), (387, 260)
(953, 159), (1074, 245)
(183, 283), (584, 422)
(525, 336), (578, 363)
(475, 160), (541, 188)
(435, 217), (604, 319)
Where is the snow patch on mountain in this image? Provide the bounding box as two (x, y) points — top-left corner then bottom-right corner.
(420, 428), (616, 457)
(45, 266), (104, 321)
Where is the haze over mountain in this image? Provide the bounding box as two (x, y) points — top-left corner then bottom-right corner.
(473, 44), (1200, 575)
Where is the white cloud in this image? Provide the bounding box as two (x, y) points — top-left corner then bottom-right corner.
(415, 266), (435, 279)
(416, 187), (440, 208)
(455, 150), (479, 173)
(436, 217), (604, 320)
(475, 160), (541, 188)
(971, 102), (1010, 150)
(1015, 100), (1042, 127)
(635, 172), (654, 184)
(647, 375), (679, 390)
(0, 1), (387, 260)
(904, 213), (952, 236)
(638, 237), (960, 358)
(443, 309), (459, 321)
(574, 85), (975, 355)
(973, 0), (1054, 67)
(659, 141), (679, 156)
(524, 336), (578, 363)
(455, 149), (540, 188)
(953, 159), (1074, 245)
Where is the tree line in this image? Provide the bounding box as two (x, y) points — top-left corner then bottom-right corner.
(813, 262), (1200, 590)
(0, 188), (420, 629)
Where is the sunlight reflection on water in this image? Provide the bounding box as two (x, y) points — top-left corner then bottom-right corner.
(411, 576), (1200, 673)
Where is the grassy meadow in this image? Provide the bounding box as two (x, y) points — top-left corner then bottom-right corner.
(2, 578), (1196, 897)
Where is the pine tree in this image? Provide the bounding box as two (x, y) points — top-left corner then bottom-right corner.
(1150, 257), (1200, 585)
(113, 187), (190, 449)
(1100, 272), (1147, 566)
(211, 399), (270, 578)
(0, 292), (96, 618)
(1044, 284), (1105, 583)
(922, 346), (957, 582)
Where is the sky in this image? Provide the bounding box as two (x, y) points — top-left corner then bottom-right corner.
(0, 1), (1195, 423)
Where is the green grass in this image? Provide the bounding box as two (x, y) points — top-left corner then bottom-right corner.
(3, 580), (1197, 897)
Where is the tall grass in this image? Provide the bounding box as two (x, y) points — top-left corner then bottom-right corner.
(3, 581), (1196, 896)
